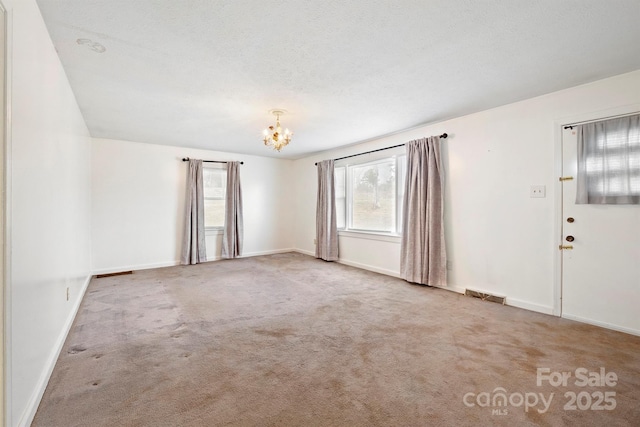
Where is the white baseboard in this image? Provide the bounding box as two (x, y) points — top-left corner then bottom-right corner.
(243, 248), (296, 258)
(94, 249), (298, 275)
(93, 249), (300, 272)
(92, 260), (180, 276)
(18, 274), (92, 427)
(293, 249), (400, 277)
(206, 248), (297, 263)
(296, 250), (556, 315)
(335, 258), (403, 279)
(455, 285), (554, 316)
(336, 258), (468, 297)
(506, 298), (554, 315)
(562, 313), (640, 337)
(293, 249), (466, 295)
(435, 284), (466, 295)
(294, 248), (314, 257)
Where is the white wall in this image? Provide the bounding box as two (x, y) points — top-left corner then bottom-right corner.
(91, 138), (294, 273)
(4, 0), (93, 425)
(292, 70), (640, 314)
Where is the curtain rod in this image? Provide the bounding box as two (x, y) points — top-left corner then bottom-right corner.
(563, 111), (640, 129)
(182, 157), (244, 165)
(314, 133), (447, 166)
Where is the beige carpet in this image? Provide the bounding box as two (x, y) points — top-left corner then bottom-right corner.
(33, 252), (640, 426)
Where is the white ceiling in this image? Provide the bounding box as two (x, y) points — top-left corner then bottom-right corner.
(35, 0), (640, 159)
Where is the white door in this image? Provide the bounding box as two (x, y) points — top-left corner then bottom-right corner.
(561, 126), (640, 335)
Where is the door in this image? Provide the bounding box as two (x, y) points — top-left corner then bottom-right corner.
(561, 126), (640, 335)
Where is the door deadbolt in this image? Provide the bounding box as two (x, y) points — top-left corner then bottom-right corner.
(567, 217), (575, 223)
(566, 235), (575, 242)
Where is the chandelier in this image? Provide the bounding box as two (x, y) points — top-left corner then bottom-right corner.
(263, 110), (292, 152)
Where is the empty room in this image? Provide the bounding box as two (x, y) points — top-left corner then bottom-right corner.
(1, 0), (639, 426)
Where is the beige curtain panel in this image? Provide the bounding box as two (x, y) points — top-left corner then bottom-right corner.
(181, 159), (207, 265)
(315, 159), (339, 261)
(400, 136), (447, 286)
(221, 161), (244, 259)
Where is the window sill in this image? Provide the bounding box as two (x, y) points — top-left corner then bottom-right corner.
(338, 230), (401, 243)
(205, 228), (224, 236)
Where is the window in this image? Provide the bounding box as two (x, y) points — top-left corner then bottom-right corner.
(578, 114), (640, 204)
(203, 166), (227, 228)
(335, 151), (406, 234)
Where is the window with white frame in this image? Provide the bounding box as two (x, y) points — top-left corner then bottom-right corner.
(578, 114), (640, 204)
(586, 126), (640, 196)
(335, 150), (406, 234)
(203, 165), (227, 229)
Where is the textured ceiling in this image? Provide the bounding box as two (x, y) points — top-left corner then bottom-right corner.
(35, 0), (640, 159)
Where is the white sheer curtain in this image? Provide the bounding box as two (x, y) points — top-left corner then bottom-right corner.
(181, 159), (207, 265)
(576, 114), (640, 204)
(316, 160), (339, 261)
(400, 136), (446, 286)
(221, 161), (243, 259)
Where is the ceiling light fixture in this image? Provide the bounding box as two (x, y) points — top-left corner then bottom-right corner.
(263, 110), (292, 152)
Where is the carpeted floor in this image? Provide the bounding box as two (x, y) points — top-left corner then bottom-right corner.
(33, 252), (640, 426)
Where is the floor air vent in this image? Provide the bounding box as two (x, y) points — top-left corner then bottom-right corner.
(465, 289), (506, 305)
